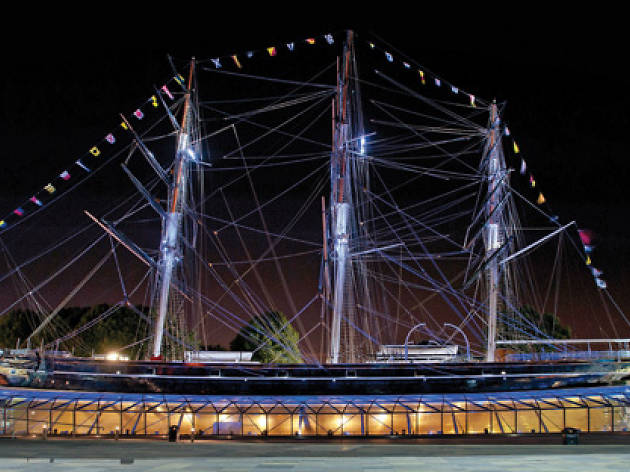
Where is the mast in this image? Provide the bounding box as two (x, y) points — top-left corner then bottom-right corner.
(152, 59), (196, 360)
(329, 31), (364, 364)
(484, 101), (505, 362)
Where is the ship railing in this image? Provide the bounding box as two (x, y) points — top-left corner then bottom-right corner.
(506, 350), (630, 362)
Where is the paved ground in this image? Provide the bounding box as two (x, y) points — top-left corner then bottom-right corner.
(1, 437), (630, 470)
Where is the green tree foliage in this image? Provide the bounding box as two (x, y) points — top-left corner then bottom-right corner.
(518, 305), (571, 340)
(513, 305), (571, 353)
(230, 311), (303, 364)
(0, 304), (150, 358)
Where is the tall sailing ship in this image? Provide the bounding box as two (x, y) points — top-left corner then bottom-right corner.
(1, 30), (630, 396)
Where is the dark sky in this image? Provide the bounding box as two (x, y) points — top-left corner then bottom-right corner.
(1, 10), (629, 344)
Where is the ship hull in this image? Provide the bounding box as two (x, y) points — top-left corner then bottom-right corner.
(3, 357), (630, 395)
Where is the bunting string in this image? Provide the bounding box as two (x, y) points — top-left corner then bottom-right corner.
(365, 38), (488, 110)
(505, 124), (608, 291)
(0, 76), (181, 233)
(199, 32), (339, 72)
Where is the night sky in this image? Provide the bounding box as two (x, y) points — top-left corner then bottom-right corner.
(1, 10), (629, 346)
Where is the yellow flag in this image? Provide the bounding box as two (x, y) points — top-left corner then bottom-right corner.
(513, 141), (520, 154)
(89, 146), (100, 157)
(44, 183), (56, 194)
(232, 55), (242, 69)
(586, 255), (591, 266)
(537, 192), (545, 205)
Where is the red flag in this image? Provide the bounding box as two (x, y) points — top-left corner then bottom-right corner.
(578, 229), (594, 246)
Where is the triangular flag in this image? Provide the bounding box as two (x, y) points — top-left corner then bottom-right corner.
(306, 38), (316, 45)
(513, 141), (520, 153)
(133, 109), (144, 120)
(13, 207), (24, 216)
(385, 52), (393, 62)
(0, 220), (6, 228)
(451, 85), (459, 94)
(529, 174), (536, 188)
(211, 58), (222, 68)
(403, 62), (411, 69)
(469, 94), (476, 107)
(173, 74), (184, 85)
(267, 47), (277, 57)
(30, 196), (42, 206)
(434, 78), (441, 87)
(44, 183), (56, 194)
(520, 159), (527, 175)
(60, 170), (71, 180)
(89, 146), (100, 157)
(419, 70), (426, 85)
(231, 55), (242, 69)
(584, 244), (594, 253)
(595, 278), (607, 289)
(105, 133), (116, 144)
(325, 34), (334, 44)
(246, 51), (254, 58)
(585, 255), (592, 266)
(120, 121), (128, 130)
(150, 95), (158, 107)
(286, 42), (294, 51)
(537, 193), (546, 205)
(505, 126), (510, 136)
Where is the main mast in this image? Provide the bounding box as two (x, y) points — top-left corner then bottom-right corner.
(152, 59), (196, 360)
(484, 101), (506, 362)
(329, 31), (365, 364)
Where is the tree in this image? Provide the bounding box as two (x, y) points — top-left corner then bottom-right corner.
(515, 305), (571, 352)
(230, 311), (303, 364)
(518, 305), (571, 339)
(0, 304), (150, 358)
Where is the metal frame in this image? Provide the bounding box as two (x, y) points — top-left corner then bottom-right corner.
(2, 386), (629, 437)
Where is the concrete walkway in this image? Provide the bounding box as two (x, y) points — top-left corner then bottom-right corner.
(1, 438), (629, 471)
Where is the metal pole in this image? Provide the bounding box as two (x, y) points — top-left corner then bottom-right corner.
(443, 323), (470, 361)
(404, 323), (426, 361)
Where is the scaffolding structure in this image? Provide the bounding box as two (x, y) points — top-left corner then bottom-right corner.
(2, 386), (629, 437)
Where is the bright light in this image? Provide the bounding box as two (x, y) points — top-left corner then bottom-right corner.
(105, 352), (119, 361)
(254, 415), (267, 430)
(360, 136), (366, 155)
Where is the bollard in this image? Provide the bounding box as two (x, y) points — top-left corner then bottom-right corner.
(168, 425), (178, 442)
(562, 427), (579, 445)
